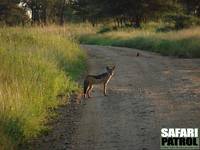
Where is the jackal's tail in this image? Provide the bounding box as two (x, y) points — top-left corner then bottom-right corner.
(83, 79), (89, 97)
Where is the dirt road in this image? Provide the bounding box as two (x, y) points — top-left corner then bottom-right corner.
(69, 45), (200, 150)
(28, 45), (200, 150)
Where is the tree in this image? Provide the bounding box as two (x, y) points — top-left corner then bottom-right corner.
(0, 0), (29, 26)
(72, 0), (179, 27)
(21, 0), (72, 25)
(179, 0), (200, 17)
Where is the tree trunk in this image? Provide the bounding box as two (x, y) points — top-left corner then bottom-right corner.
(135, 16), (141, 28)
(43, 7), (47, 25)
(59, 0), (65, 25)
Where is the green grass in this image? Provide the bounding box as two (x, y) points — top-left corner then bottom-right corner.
(0, 26), (86, 149)
(1, 23), (200, 149)
(79, 27), (200, 58)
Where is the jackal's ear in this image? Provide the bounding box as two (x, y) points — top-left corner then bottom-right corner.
(112, 65), (116, 70)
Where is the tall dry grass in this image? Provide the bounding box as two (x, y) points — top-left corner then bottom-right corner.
(0, 26), (86, 149)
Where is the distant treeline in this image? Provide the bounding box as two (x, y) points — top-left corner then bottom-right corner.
(0, 0), (200, 28)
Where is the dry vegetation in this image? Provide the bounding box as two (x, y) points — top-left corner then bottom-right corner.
(80, 26), (200, 58)
(1, 23), (200, 149)
(0, 25), (88, 149)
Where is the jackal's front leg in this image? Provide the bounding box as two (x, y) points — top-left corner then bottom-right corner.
(88, 85), (93, 98)
(104, 83), (107, 96)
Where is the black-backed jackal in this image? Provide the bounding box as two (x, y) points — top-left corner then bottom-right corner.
(83, 66), (115, 98)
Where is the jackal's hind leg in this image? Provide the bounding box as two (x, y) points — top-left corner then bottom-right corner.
(84, 80), (90, 98)
(84, 86), (89, 98)
(104, 83), (107, 96)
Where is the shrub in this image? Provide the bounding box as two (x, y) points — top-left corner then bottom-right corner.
(97, 26), (112, 34)
(156, 26), (175, 32)
(164, 13), (200, 30)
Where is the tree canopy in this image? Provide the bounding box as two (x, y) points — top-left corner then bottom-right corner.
(0, 0), (199, 27)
